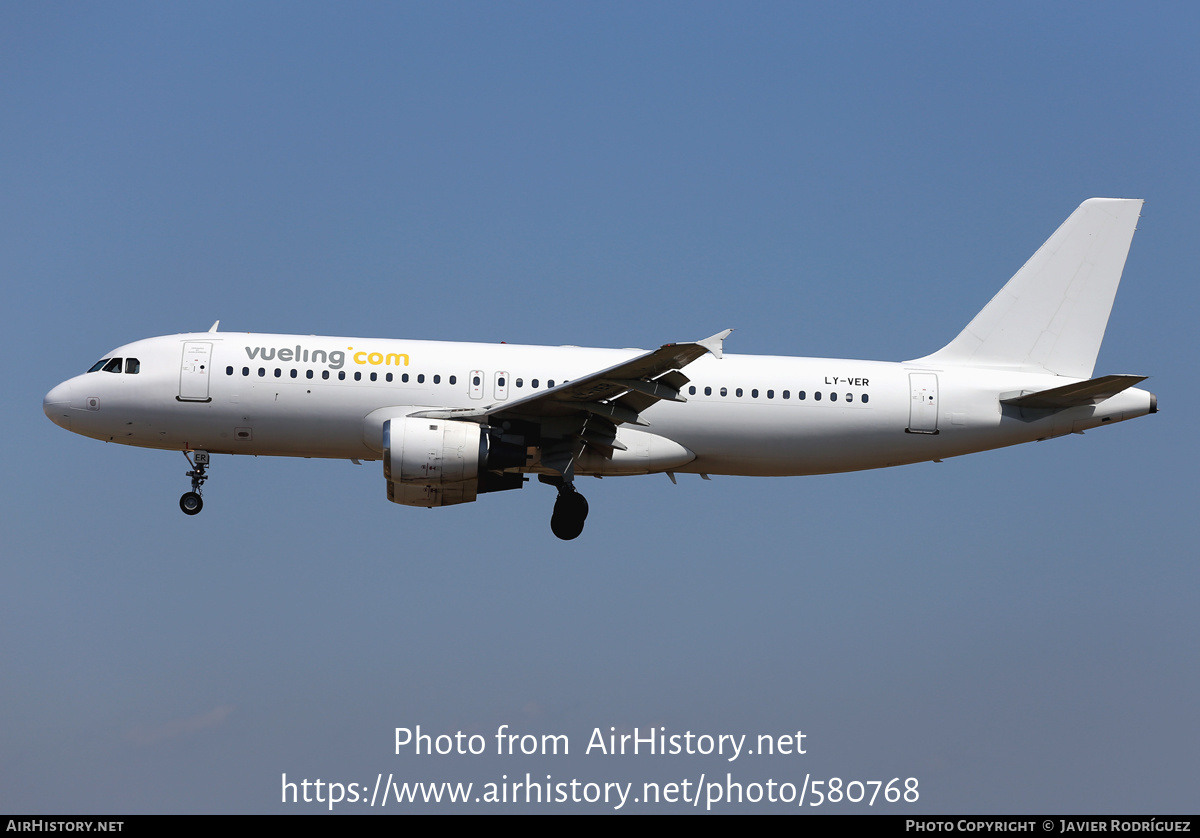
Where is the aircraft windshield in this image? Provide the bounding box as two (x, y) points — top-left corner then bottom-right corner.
(86, 357), (139, 374)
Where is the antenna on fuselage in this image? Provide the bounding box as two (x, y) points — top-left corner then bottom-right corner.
(208, 320), (220, 333)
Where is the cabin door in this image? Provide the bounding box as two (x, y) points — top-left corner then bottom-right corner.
(907, 373), (939, 434)
(179, 342), (213, 402)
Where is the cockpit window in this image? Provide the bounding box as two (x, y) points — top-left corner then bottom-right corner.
(102, 358), (123, 373)
(87, 359), (110, 373)
(124, 358), (140, 374)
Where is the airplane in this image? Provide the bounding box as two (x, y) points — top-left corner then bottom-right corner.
(43, 198), (1156, 540)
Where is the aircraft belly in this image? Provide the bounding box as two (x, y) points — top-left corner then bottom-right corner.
(645, 381), (1056, 475)
(159, 382), (381, 458)
(574, 427), (695, 475)
(651, 397), (913, 475)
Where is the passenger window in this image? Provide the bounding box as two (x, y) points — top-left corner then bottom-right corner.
(862, 393), (870, 404)
(704, 386), (712, 396)
(125, 358), (140, 374)
(322, 370), (330, 380)
(226, 366), (234, 376)
(751, 389), (758, 398)
(243, 367), (250, 376)
(497, 376), (505, 387)
(307, 370), (314, 380)
(548, 380), (555, 387)
(291, 369), (298, 379)
(417, 374), (425, 384)
(783, 390), (790, 399)
(434, 374), (441, 384)
(449, 375), (457, 385)
(473, 375), (481, 386)
(689, 385), (696, 395)
(735, 388), (743, 397)
(532, 379), (539, 388)
(767, 390), (774, 399)
(798, 390), (806, 400)
(829, 392), (837, 401)
(370, 372), (377, 382)
(402, 373), (409, 383)
(103, 358), (123, 373)
(813, 391), (821, 401)
(274, 368), (282, 378)
(338, 371), (345, 380)
(720, 387), (728, 397)
(385, 373), (392, 382)
(845, 393), (853, 403)
(354, 371), (362, 381)
(516, 378), (523, 388)
(259, 368), (266, 377)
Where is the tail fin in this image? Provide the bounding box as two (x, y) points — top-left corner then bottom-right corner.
(911, 198), (1143, 378)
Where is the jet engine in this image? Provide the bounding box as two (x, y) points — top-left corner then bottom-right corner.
(383, 417), (524, 507)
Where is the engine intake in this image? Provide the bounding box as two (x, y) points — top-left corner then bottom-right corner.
(383, 417), (524, 507)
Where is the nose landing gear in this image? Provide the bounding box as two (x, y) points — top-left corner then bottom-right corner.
(180, 450), (209, 515)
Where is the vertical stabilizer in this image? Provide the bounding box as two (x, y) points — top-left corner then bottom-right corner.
(911, 198), (1143, 378)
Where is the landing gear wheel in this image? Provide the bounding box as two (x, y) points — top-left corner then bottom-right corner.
(550, 489), (589, 541)
(180, 451), (210, 516)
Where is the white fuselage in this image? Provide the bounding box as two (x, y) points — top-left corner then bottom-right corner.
(43, 331), (1155, 477)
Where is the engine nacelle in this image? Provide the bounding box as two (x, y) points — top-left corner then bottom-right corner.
(383, 417), (524, 507)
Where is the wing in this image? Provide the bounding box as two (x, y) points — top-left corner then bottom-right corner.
(411, 329), (732, 477)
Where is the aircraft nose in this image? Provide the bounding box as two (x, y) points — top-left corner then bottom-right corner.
(43, 380), (75, 430)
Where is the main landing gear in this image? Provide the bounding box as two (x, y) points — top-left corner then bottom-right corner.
(180, 450), (209, 516)
(550, 483), (589, 541)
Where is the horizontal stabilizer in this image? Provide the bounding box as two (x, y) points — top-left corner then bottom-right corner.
(1000, 374), (1147, 409)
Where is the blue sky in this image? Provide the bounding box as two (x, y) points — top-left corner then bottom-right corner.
(2, 2), (1196, 813)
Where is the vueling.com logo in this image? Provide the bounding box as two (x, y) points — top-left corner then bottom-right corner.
(244, 344), (411, 370)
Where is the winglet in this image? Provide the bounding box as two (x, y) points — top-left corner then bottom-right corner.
(697, 329), (734, 359)
(208, 320), (220, 333)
